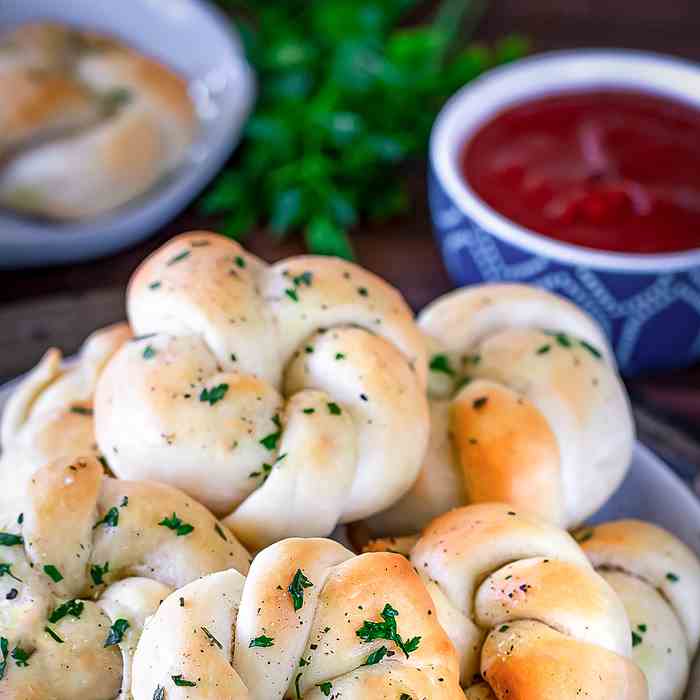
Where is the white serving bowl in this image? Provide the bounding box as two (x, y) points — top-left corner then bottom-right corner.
(0, 0), (255, 268)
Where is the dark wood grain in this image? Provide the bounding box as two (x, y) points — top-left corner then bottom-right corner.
(2, 0), (700, 401)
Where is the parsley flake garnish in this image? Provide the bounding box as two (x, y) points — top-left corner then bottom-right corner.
(143, 345), (157, 360)
(235, 255), (246, 268)
(293, 271), (313, 287)
(335, 352), (346, 360)
(90, 562), (109, 585)
(667, 572), (680, 583)
(363, 645), (388, 665)
(11, 645), (32, 667)
(260, 415), (282, 449)
(172, 674), (197, 687)
(638, 624), (647, 633)
(249, 635), (274, 648)
(120, 496), (129, 507)
(44, 626), (63, 643)
(93, 507), (119, 530)
(317, 681), (332, 696)
(327, 402), (342, 415)
(199, 383), (229, 405)
(499, 625), (509, 632)
(201, 626), (222, 649)
(149, 281), (161, 290)
(153, 686), (165, 700)
(632, 631), (643, 647)
(0, 533), (22, 547)
(70, 406), (93, 416)
(285, 288), (299, 302)
(574, 529), (594, 544)
(288, 569), (313, 611)
(0, 563), (21, 582)
(580, 340), (602, 359)
(159, 513), (194, 536)
(429, 354), (455, 376)
(0, 638), (7, 680)
(49, 599), (84, 623)
(356, 603), (420, 659)
(357, 286), (368, 296)
(43, 565), (63, 583)
(472, 397), (488, 410)
(400, 695), (413, 700)
(536, 344), (551, 355)
(167, 250), (190, 266)
(303, 408), (315, 414)
(104, 618), (130, 647)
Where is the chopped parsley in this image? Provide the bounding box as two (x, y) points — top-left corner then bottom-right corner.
(249, 635), (274, 648)
(638, 624), (647, 633)
(90, 562), (109, 585)
(0, 533), (22, 547)
(0, 563), (21, 582)
(167, 250), (190, 265)
(363, 645), (388, 665)
(201, 626), (222, 649)
(153, 686), (165, 700)
(70, 406), (93, 416)
(93, 507), (119, 530)
(285, 288), (299, 302)
(293, 271), (313, 287)
(666, 572), (680, 583)
(214, 523), (227, 541)
(49, 599), (84, 623)
(327, 402), (342, 415)
(632, 631), (643, 647)
(357, 286), (368, 297)
(143, 345), (157, 360)
(104, 618), (130, 647)
(11, 645), (32, 667)
(16, 514), (22, 525)
(288, 569), (313, 611)
(317, 681), (332, 696)
(499, 625), (509, 632)
(429, 354), (455, 377)
(199, 383), (229, 405)
(172, 674), (196, 687)
(44, 626), (63, 643)
(335, 352), (346, 360)
(303, 408), (315, 414)
(472, 397), (488, 410)
(43, 565), (63, 583)
(536, 344), (551, 355)
(235, 255), (246, 268)
(356, 603), (420, 659)
(259, 415), (282, 449)
(159, 513), (194, 536)
(149, 281), (162, 290)
(400, 695), (413, 700)
(0, 638), (7, 680)
(580, 340), (602, 359)
(120, 496), (129, 508)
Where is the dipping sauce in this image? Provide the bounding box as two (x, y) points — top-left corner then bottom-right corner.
(461, 90), (700, 254)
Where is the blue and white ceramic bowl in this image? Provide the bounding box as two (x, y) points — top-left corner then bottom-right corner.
(429, 50), (700, 375)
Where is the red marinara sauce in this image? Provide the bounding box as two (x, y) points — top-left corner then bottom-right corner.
(461, 90), (700, 254)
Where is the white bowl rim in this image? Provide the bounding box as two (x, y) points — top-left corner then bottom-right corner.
(430, 48), (700, 273)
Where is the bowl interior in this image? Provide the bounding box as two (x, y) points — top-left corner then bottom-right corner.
(0, 0), (255, 267)
(430, 50), (700, 272)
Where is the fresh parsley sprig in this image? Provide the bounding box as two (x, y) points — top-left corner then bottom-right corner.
(203, 0), (528, 258)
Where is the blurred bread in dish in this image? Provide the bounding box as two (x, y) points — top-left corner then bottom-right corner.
(366, 283), (634, 535)
(0, 22), (196, 220)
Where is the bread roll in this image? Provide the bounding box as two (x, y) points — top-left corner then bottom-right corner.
(368, 283), (634, 534)
(95, 232), (429, 550)
(579, 519), (700, 700)
(131, 538), (463, 699)
(367, 503), (648, 700)
(0, 456), (248, 699)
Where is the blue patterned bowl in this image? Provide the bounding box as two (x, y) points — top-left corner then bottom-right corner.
(429, 50), (700, 375)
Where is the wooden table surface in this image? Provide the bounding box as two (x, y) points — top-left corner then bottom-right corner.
(2, 0), (700, 470)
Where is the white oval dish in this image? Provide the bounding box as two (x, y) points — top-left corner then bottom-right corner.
(0, 372), (698, 696)
(0, 0), (255, 268)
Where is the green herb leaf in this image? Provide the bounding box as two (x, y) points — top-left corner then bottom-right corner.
(356, 603), (421, 659)
(49, 599), (84, 623)
(104, 618), (130, 647)
(90, 562), (109, 586)
(288, 569), (313, 611)
(93, 507), (119, 530)
(199, 383), (229, 406)
(70, 406), (93, 416)
(44, 626), (63, 643)
(153, 687), (165, 700)
(159, 513), (195, 537)
(167, 250), (190, 266)
(363, 645), (388, 665)
(667, 572), (680, 583)
(43, 565), (63, 583)
(260, 416), (282, 449)
(317, 681), (333, 696)
(632, 630), (643, 647)
(11, 645), (32, 667)
(327, 402), (342, 415)
(0, 533), (22, 547)
(0, 563), (21, 582)
(201, 626), (223, 649)
(143, 345), (157, 360)
(214, 523), (228, 541)
(249, 635), (274, 648)
(429, 354), (455, 376)
(0, 638), (7, 680)
(172, 674), (197, 687)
